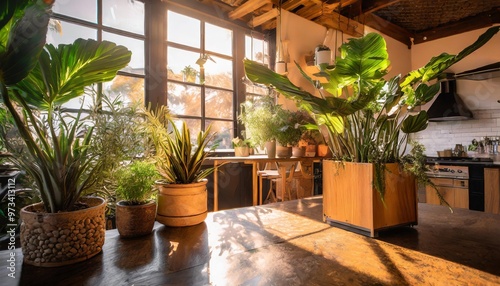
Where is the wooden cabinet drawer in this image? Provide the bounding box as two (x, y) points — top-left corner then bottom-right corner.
(453, 179), (468, 188)
(429, 177), (453, 187)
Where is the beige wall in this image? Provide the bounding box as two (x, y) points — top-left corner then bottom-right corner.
(277, 10), (411, 110)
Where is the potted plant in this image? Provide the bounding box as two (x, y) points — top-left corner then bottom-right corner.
(0, 0), (132, 265)
(232, 137), (251, 157)
(181, 65), (199, 83)
(275, 109), (309, 158)
(115, 160), (159, 238)
(142, 106), (218, 227)
(244, 27), (500, 236)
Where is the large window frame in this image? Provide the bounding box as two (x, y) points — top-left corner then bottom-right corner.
(48, 0), (270, 149)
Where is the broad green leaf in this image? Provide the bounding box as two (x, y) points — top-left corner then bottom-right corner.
(402, 111), (429, 134)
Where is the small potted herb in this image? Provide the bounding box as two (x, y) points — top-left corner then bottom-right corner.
(115, 160), (159, 238)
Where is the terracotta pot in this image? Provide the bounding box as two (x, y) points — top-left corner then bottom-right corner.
(317, 144), (332, 157)
(292, 146), (305, 157)
(116, 200), (156, 238)
(234, 146), (250, 157)
(305, 144), (316, 157)
(276, 145), (292, 158)
(20, 197), (106, 267)
(156, 180), (208, 227)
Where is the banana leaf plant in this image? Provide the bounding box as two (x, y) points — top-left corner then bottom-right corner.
(244, 27), (500, 163)
(0, 0), (132, 212)
(142, 106), (218, 184)
(244, 27), (499, 202)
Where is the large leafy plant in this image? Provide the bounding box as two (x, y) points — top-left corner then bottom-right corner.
(244, 27), (500, 163)
(0, 0), (132, 212)
(143, 106), (218, 184)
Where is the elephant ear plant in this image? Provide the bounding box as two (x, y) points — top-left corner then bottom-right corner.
(244, 27), (500, 202)
(0, 0), (132, 213)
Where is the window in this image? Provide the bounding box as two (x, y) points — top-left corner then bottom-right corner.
(165, 9), (268, 149)
(48, 0), (145, 109)
(46, 1), (269, 149)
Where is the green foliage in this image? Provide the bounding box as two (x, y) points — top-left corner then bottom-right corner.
(244, 28), (500, 201)
(238, 95), (281, 146)
(143, 106), (218, 184)
(244, 27), (500, 163)
(275, 109), (309, 147)
(0, 0), (132, 213)
(115, 160), (159, 205)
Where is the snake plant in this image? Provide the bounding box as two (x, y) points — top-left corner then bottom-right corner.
(0, 0), (132, 212)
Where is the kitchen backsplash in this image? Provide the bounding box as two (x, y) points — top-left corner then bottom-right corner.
(411, 109), (500, 156)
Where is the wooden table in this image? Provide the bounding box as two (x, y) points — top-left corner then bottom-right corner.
(205, 155), (320, 211)
(3, 198), (500, 285)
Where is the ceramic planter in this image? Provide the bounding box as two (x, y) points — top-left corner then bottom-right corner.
(323, 161), (418, 237)
(234, 146), (250, 157)
(276, 145), (292, 158)
(20, 197), (106, 267)
(265, 141), (276, 158)
(292, 146), (305, 157)
(156, 180), (208, 227)
(116, 200), (156, 238)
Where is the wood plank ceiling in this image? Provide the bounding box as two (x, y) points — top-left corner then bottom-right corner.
(199, 0), (500, 48)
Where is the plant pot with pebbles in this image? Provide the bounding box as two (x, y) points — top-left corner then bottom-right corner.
(0, 0), (131, 268)
(20, 197), (106, 267)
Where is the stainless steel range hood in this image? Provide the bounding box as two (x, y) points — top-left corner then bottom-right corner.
(427, 78), (473, 122)
(455, 62), (500, 80)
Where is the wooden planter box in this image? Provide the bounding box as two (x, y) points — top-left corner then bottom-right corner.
(323, 161), (418, 237)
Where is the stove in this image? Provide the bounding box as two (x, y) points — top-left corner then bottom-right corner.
(426, 156), (494, 165)
(425, 164), (469, 179)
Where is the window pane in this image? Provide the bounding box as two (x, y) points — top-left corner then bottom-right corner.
(205, 23), (232, 56)
(245, 35), (269, 64)
(167, 47), (200, 83)
(167, 11), (200, 48)
(172, 118), (201, 146)
(204, 55), (232, 89)
(206, 88), (232, 119)
(53, 0), (97, 23)
(62, 86), (95, 110)
(103, 75), (145, 106)
(103, 0), (144, 35)
(47, 20), (97, 46)
(167, 83), (201, 116)
(206, 120), (233, 149)
(103, 32), (145, 75)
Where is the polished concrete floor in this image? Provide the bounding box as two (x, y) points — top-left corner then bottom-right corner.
(1, 196), (499, 285)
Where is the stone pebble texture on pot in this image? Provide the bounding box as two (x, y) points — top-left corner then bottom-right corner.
(20, 197), (106, 266)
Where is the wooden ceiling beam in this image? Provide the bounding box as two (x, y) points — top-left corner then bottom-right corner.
(282, 0), (309, 11)
(413, 8), (500, 44)
(359, 13), (413, 48)
(228, 0), (272, 20)
(250, 8), (279, 27)
(316, 12), (365, 37)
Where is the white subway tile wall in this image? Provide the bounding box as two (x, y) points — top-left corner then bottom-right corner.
(410, 110), (500, 156)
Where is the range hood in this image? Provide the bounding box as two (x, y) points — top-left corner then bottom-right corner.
(455, 62), (500, 80)
(427, 78), (473, 122)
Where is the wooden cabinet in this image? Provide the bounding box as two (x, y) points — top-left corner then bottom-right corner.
(485, 168), (500, 214)
(425, 178), (469, 209)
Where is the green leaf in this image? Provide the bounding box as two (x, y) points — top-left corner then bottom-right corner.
(12, 39), (132, 109)
(402, 111), (429, 134)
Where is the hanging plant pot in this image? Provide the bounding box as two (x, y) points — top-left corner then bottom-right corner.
(20, 197), (106, 267)
(156, 180), (208, 227)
